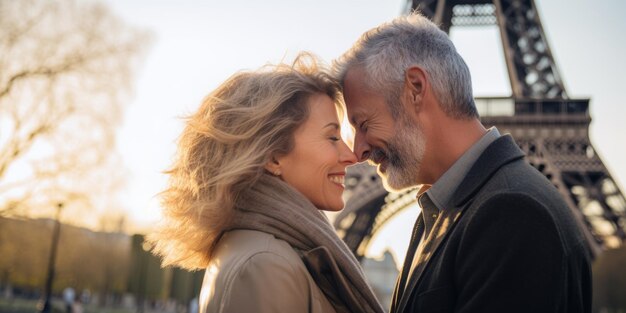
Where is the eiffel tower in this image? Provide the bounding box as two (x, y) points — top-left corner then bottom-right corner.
(335, 0), (626, 258)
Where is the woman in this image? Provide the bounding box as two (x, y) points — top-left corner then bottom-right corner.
(150, 54), (384, 313)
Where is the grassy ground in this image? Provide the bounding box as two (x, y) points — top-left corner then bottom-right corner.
(0, 298), (49, 313)
(0, 298), (136, 313)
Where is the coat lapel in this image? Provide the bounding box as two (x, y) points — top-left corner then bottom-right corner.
(396, 202), (466, 313)
(391, 214), (424, 313)
(395, 135), (525, 313)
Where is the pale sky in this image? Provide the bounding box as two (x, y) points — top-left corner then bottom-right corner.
(105, 0), (626, 260)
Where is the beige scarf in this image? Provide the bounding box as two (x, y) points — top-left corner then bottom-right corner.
(230, 174), (384, 313)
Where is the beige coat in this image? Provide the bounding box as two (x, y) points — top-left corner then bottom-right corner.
(199, 229), (338, 313)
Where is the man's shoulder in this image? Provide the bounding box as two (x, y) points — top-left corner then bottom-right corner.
(461, 158), (573, 232)
(461, 158), (588, 251)
(477, 157), (559, 202)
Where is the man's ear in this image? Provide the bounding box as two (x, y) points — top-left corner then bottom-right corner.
(403, 65), (428, 113)
(264, 156), (282, 176)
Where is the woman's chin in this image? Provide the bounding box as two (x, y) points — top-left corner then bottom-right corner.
(325, 202), (345, 212)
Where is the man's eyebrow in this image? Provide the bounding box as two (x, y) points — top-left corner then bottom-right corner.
(350, 114), (360, 126)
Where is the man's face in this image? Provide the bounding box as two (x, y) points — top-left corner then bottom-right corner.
(343, 67), (426, 191)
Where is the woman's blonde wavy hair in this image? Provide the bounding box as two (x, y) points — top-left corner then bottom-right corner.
(149, 53), (342, 270)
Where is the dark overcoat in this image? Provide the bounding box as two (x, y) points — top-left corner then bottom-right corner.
(391, 135), (592, 313)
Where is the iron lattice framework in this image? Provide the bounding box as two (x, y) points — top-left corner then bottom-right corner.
(335, 0), (626, 259)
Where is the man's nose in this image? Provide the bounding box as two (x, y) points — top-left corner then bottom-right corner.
(353, 131), (371, 162)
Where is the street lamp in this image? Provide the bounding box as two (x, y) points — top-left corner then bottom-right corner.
(38, 202), (64, 313)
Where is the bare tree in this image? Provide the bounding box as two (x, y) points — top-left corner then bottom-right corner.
(0, 0), (150, 218)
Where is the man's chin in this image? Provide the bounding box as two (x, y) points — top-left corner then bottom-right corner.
(376, 162), (387, 176)
(381, 179), (403, 192)
(380, 171), (414, 192)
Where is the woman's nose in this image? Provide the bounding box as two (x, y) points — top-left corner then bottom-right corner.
(340, 140), (358, 165)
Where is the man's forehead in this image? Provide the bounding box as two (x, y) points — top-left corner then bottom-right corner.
(343, 67), (380, 123)
(344, 66), (368, 89)
(346, 105), (370, 126)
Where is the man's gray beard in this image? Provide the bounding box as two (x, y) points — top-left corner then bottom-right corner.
(381, 118), (426, 192)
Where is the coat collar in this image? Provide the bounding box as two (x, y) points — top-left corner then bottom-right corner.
(452, 134), (525, 207)
(395, 134), (525, 313)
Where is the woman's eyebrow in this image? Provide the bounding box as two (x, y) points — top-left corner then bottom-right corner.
(324, 122), (340, 130)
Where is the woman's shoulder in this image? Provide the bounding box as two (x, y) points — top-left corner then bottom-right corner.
(201, 230), (313, 313)
(213, 229), (302, 266)
(207, 229), (309, 289)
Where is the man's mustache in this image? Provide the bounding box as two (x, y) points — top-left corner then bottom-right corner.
(368, 148), (388, 165)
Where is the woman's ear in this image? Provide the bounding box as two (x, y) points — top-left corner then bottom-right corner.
(264, 156), (282, 176)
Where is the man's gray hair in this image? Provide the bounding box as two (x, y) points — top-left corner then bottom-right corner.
(334, 13), (478, 119)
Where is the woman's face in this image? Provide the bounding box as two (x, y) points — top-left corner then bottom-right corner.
(274, 93), (357, 211)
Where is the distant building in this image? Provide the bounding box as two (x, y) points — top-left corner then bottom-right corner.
(361, 250), (399, 311)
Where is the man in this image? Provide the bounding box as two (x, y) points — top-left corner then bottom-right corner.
(334, 13), (592, 312)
